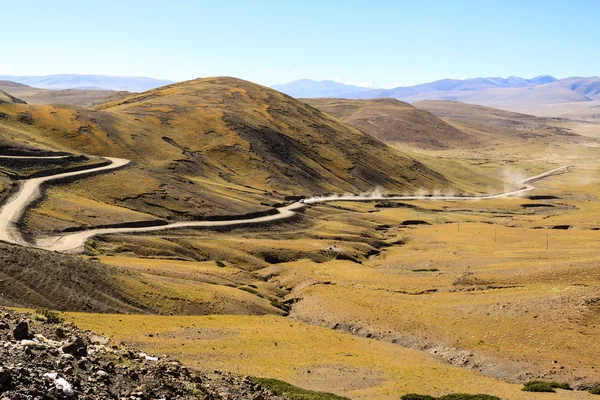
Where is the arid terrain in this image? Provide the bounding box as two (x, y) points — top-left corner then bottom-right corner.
(1, 77), (600, 399)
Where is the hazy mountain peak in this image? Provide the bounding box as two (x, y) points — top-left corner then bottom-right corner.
(272, 75), (571, 102)
(271, 79), (374, 98)
(0, 74), (175, 92)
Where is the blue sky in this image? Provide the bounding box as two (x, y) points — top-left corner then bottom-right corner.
(3, 0), (599, 88)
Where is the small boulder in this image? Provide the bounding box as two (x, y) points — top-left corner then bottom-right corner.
(62, 337), (87, 356)
(13, 320), (29, 340)
(90, 334), (109, 345)
(0, 367), (12, 385)
(96, 370), (109, 379)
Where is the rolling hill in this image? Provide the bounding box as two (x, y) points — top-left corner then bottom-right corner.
(303, 98), (476, 149)
(411, 100), (588, 151)
(0, 76), (455, 233)
(303, 98), (586, 153)
(414, 100), (574, 132)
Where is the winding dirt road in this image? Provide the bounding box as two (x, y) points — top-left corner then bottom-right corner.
(0, 155), (574, 253)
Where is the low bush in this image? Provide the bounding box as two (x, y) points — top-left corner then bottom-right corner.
(522, 381), (572, 392)
(33, 309), (64, 324)
(250, 377), (349, 400)
(401, 394), (500, 400)
(440, 395), (501, 400)
(401, 393), (500, 400)
(589, 387), (600, 395)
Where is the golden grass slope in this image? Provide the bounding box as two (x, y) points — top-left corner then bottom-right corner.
(94, 77), (449, 194)
(0, 77), (473, 233)
(65, 312), (598, 399)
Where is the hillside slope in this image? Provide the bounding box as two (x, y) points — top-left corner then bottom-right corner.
(415, 100), (581, 140)
(0, 90), (26, 104)
(0, 77), (455, 233)
(303, 98), (476, 149)
(0, 241), (144, 313)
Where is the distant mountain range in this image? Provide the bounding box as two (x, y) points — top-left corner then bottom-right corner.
(272, 75), (600, 113)
(0, 74), (174, 92)
(272, 75), (558, 98)
(271, 79), (374, 98)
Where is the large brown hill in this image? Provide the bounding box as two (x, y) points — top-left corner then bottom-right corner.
(303, 98), (476, 149)
(0, 77), (453, 232)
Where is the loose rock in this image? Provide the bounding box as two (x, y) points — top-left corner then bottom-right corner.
(12, 320), (28, 340)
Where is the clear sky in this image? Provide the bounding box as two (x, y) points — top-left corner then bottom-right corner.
(3, 0), (599, 88)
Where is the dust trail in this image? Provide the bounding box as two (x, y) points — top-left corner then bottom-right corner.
(0, 153), (575, 254)
(303, 165), (575, 204)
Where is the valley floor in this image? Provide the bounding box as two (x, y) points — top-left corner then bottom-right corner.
(3, 122), (600, 399)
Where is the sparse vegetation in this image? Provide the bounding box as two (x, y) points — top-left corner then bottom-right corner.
(249, 377), (350, 400)
(522, 381), (572, 392)
(589, 387), (600, 395)
(32, 309), (64, 324)
(401, 394), (500, 400)
(412, 268), (439, 272)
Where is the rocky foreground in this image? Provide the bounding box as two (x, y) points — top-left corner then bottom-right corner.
(0, 308), (284, 399)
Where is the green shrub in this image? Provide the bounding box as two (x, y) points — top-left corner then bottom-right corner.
(33, 309), (64, 324)
(522, 382), (556, 393)
(589, 387), (600, 395)
(250, 377), (349, 400)
(440, 395), (501, 400)
(522, 381), (572, 392)
(401, 395), (436, 400)
(215, 260), (226, 268)
(401, 394), (500, 400)
(412, 268), (439, 272)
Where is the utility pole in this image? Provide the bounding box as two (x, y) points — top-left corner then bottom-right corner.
(546, 233), (549, 251)
(494, 227), (497, 243)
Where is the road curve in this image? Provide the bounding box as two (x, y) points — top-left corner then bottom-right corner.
(0, 157), (130, 247)
(0, 155), (574, 253)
